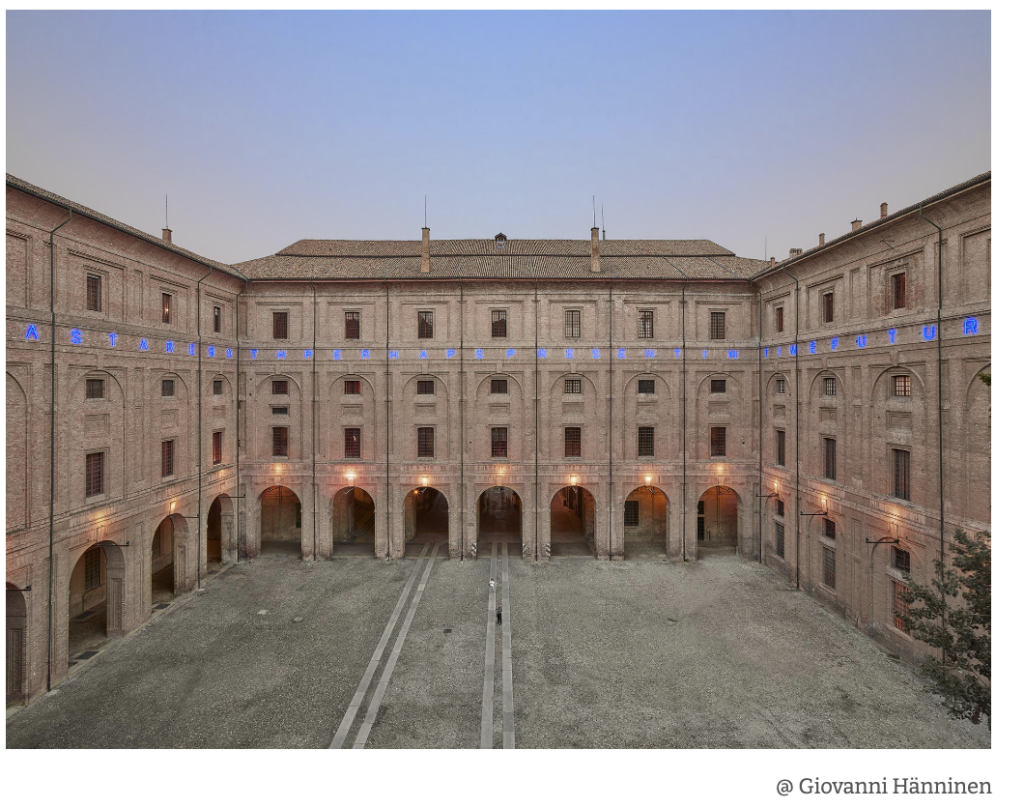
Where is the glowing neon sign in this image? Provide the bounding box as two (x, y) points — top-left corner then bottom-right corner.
(446, 349), (456, 359)
(210, 346), (218, 358)
(226, 348), (233, 359)
(591, 349), (600, 359)
(139, 338), (149, 351)
(166, 341), (174, 353)
(277, 350), (287, 359)
(389, 350), (399, 360)
(250, 349), (258, 359)
(334, 349), (341, 360)
(475, 349), (484, 359)
(537, 348), (547, 358)
(964, 317), (979, 335)
(808, 341), (816, 354)
(420, 350), (429, 360)
(617, 348), (626, 359)
(789, 344), (797, 356)
(508, 349), (517, 359)
(888, 329), (897, 344)
(70, 329), (83, 345)
(24, 324), (39, 340)
(361, 350), (370, 359)
(728, 350), (739, 359)
(855, 335), (867, 348)
(645, 349), (656, 359)
(108, 332), (117, 347)
(830, 338), (839, 352)
(922, 325), (936, 341)
(188, 343), (196, 356)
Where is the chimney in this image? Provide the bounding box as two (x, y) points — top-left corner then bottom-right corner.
(789, 247), (803, 259)
(819, 233), (825, 247)
(851, 218), (863, 232)
(421, 226), (430, 274)
(880, 202), (888, 218)
(590, 226), (600, 273)
(770, 256), (776, 269)
(162, 228), (173, 244)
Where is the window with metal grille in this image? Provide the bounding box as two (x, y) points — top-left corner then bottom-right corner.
(564, 309), (581, 339)
(565, 378), (582, 395)
(710, 378), (726, 394)
(893, 547), (911, 574)
(86, 378), (104, 400)
(272, 379), (288, 395)
(638, 379), (655, 394)
(161, 440), (175, 477)
(775, 306), (784, 332)
(85, 452), (104, 497)
(892, 375), (911, 397)
(344, 428), (361, 458)
(776, 430), (786, 466)
(491, 427), (508, 458)
(638, 310), (654, 339)
(213, 379), (223, 395)
(345, 311), (360, 339)
(86, 274), (101, 312)
(162, 293), (172, 324)
(417, 427), (435, 458)
(213, 306), (222, 333)
(891, 272), (906, 310)
(295, 502), (302, 528)
(776, 378), (786, 394)
(212, 431), (223, 465)
(776, 499), (785, 517)
(709, 311), (725, 340)
(491, 310), (507, 338)
(272, 311), (288, 339)
(161, 379), (174, 397)
(491, 378), (508, 395)
(822, 291), (834, 324)
(893, 580), (911, 631)
(893, 449), (911, 500)
(822, 546), (836, 589)
(417, 379), (434, 395)
(823, 377), (837, 396)
(84, 547), (101, 591)
(624, 500), (640, 527)
(271, 406), (288, 416)
(710, 427), (726, 457)
(345, 379), (361, 395)
(824, 437), (837, 480)
(418, 310), (434, 339)
(775, 522), (785, 557)
(823, 518), (836, 539)
(638, 426), (655, 457)
(564, 427), (581, 457)
(272, 427), (288, 457)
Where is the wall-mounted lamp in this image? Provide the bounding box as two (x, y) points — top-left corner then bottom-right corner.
(800, 494), (829, 518)
(643, 473), (656, 493)
(170, 501), (176, 513)
(569, 474), (579, 492)
(346, 471), (356, 486)
(420, 475), (429, 488)
(275, 464), (283, 475)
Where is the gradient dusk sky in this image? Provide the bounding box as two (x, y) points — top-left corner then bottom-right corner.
(6, 10), (990, 265)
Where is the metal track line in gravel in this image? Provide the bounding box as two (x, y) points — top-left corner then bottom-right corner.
(501, 542), (515, 748)
(480, 542), (499, 748)
(328, 544), (429, 749)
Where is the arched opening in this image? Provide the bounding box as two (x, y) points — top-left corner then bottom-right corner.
(7, 584), (28, 704)
(623, 486), (669, 558)
(404, 486), (449, 549)
(697, 486), (739, 555)
(259, 485), (303, 557)
(477, 486), (522, 552)
(68, 542), (125, 663)
(332, 487), (376, 557)
(550, 486), (596, 556)
(206, 494), (233, 571)
(152, 515), (185, 605)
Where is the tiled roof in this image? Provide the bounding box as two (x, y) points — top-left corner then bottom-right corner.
(276, 237), (734, 258)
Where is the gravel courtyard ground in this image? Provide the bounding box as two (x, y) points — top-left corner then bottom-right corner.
(5, 548), (989, 749)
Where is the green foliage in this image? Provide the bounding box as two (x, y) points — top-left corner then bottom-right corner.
(977, 371), (991, 387)
(900, 529), (991, 725)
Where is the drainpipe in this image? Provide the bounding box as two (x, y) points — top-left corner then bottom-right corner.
(459, 281), (465, 561)
(309, 280), (317, 561)
(385, 283), (390, 560)
(45, 207), (73, 692)
(779, 268), (800, 590)
(607, 284), (613, 560)
(196, 269), (213, 589)
(534, 279), (540, 561)
(234, 280), (246, 560)
(659, 259), (689, 560)
(757, 283), (764, 563)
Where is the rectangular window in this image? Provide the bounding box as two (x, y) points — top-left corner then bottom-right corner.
(345, 311), (360, 339)
(638, 379), (655, 394)
(212, 431), (223, 465)
(776, 430), (786, 466)
(272, 311), (289, 340)
(418, 310), (434, 339)
(638, 426), (655, 458)
(710, 426), (727, 457)
(892, 375), (911, 397)
(822, 546), (836, 589)
(564, 309), (581, 339)
(295, 502), (302, 529)
(892, 272), (906, 310)
(417, 427), (435, 458)
(417, 379), (434, 395)
(893, 580), (911, 631)
(776, 499), (785, 517)
(624, 500), (640, 527)
(893, 547), (911, 574)
(822, 291), (834, 324)
(823, 377), (837, 397)
(775, 306), (784, 333)
(490, 378), (508, 395)
(85, 452), (104, 497)
(213, 306), (222, 333)
(564, 378), (582, 395)
(84, 547), (101, 591)
(344, 428), (361, 458)
(272, 426), (289, 458)
(86, 274), (102, 312)
(824, 437), (837, 480)
(491, 427), (508, 458)
(491, 310), (507, 338)
(271, 406), (288, 416)
(86, 378), (104, 400)
(162, 379), (174, 397)
(162, 293), (172, 324)
(775, 522), (785, 557)
(776, 378), (786, 395)
(710, 379), (726, 394)
(213, 379), (223, 396)
(272, 379), (288, 396)
(564, 427), (582, 458)
(344, 380), (361, 395)
(709, 311), (725, 340)
(638, 310), (654, 339)
(161, 440), (175, 478)
(893, 448), (911, 500)
(823, 518), (836, 540)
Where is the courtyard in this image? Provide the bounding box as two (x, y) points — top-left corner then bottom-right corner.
(5, 550), (989, 749)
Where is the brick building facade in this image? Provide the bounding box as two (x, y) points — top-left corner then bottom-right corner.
(5, 172), (991, 704)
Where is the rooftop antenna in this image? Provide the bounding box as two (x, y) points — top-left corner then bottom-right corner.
(592, 195), (596, 229)
(601, 204), (606, 241)
(764, 235), (767, 261)
(165, 194), (169, 230)
(424, 195), (427, 229)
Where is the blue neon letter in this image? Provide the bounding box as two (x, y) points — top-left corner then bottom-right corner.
(964, 317), (979, 335)
(922, 325), (936, 341)
(70, 328), (83, 345)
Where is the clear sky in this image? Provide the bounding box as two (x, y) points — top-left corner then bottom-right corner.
(6, 10), (990, 265)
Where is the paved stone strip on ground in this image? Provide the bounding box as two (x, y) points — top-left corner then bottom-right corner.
(329, 544), (430, 749)
(501, 542), (515, 749)
(352, 543), (441, 749)
(480, 542), (499, 748)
